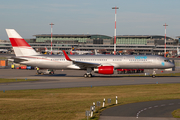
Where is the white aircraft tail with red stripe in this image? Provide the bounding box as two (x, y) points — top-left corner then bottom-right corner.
(6, 29), (40, 56)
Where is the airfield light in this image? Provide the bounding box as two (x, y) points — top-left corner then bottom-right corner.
(112, 7), (119, 55)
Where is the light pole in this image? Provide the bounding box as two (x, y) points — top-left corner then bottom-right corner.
(163, 23), (168, 57)
(112, 6), (119, 55)
(50, 23), (54, 55)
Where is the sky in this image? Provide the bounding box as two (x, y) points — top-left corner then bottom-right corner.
(0, 0), (180, 40)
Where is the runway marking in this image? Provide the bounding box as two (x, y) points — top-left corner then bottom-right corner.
(136, 102), (178, 118)
(161, 104), (165, 106)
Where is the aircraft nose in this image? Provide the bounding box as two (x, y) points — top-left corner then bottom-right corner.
(170, 63), (175, 68)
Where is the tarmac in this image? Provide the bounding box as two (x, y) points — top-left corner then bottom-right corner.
(0, 69), (180, 91)
(100, 99), (180, 120)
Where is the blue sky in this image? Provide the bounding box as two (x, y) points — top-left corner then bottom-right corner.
(0, 0), (180, 40)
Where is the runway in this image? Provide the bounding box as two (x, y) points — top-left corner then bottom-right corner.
(0, 69), (180, 91)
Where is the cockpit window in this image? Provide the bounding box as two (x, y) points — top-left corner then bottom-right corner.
(164, 59), (169, 62)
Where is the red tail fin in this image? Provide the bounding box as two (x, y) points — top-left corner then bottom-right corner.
(6, 29), (39, 56)
(63, 50), (72, 61)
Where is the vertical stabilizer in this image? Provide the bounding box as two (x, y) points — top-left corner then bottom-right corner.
(6, 29), (39, 56)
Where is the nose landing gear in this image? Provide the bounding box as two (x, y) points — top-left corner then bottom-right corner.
(152, 69), (156, 78)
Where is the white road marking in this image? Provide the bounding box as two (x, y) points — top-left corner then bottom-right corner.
(136, 102), (178, 118)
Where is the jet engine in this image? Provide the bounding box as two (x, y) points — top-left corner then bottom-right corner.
(94, 66), (114, 74)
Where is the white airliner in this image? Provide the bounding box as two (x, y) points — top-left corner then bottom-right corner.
(44, 47), (62, 54)
(6, 29), (175, 78)
(0, 49), (8, 53)
(70, 50), (92, 55)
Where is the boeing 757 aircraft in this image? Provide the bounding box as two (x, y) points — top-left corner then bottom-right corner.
(6, 29), (174, 78)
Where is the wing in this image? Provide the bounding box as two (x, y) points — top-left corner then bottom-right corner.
(72, 61), (100, 68)
(63, 50), (100, 68)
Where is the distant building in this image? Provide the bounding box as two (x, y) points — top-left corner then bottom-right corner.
(33, 34), (112, 45)
(0, 33), (179, 55)
(176, 36), (180, 45)
(115, 35), (177, 45)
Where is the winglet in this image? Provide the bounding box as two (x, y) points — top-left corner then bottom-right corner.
(63, 50), (72, 61)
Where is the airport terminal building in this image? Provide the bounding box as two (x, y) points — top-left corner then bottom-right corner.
(31, 34), (179, 55)
(0, 33), (180, 55)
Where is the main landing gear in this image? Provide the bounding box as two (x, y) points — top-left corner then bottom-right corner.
(84, 73), (92, 78)
(84, 68), (93, 78)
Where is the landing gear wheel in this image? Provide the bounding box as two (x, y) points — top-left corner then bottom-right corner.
(88, 74), (92, 78)
(152, 75), (156, 78)
(84, 74), (88, 78)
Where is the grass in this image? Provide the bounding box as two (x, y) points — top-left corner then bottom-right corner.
(0, 78), (39, 83)
(172, 109), (180, 118)
(1, 84), (180, 120)
(155, 73), (180, 76)
(0, 57), (7, 60)
(122, 72), (180, 77)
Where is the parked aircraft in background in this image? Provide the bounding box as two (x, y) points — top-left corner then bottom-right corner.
(177, 47), (180, 56)
(0, 49), (8, 53)
(45, 47), (62, 54)
(94, 49), (102, 55)
(70, 50), (92, 55)
(70, 46), (92, 55)
(6, 29), (175, 78)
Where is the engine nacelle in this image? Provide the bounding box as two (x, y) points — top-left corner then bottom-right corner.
(94, 66), (114, 74)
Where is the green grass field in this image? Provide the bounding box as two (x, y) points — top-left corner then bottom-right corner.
(1, 84), (180, 120)
(172, 109), (180, 118)
(122, 72), (180, 77)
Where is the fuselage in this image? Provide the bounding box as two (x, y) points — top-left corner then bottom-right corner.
(17, 54), (174, 70)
